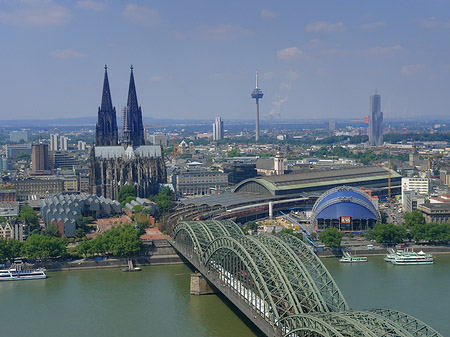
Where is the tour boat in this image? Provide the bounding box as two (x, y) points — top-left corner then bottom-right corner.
(339, 252), (368, 263)
(0, 265), (47, 281)
(384, 248), (434, 265)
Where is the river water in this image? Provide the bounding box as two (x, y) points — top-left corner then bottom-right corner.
(0, 255), (448, 337)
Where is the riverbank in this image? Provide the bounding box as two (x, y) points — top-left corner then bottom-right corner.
(32, 239), (183, 272)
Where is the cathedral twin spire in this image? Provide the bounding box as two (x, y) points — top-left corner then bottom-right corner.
(95, 65), (145, 147)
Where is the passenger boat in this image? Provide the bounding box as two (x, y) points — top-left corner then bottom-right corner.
(339, 252), (368, 263)
(0, 264), (47, 281)
(384, 248), (434, 265)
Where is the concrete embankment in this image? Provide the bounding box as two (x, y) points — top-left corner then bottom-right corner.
(34, 239), (184, 272)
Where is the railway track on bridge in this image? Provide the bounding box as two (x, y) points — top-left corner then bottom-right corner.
(171, 220), (443, 337)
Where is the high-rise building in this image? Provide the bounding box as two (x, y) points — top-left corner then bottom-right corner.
(95, 65), (118, 146)
(77, 141), (87, 151)
(251, 70), (263, 141)
(329, 120), (336, 131)
(212, 117), (224, 140)
(59, 136), (68, 151)
(369, 93), (383, 146)
(50, 134), (58, 151)
(122, 65), (145, 147)
(31, 144), (49, 172)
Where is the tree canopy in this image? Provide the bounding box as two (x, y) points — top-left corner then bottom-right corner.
(403, 210), (425, 229)
(76, 224), (143, 258)
(19, 205), (39, 231)
(365, 223), (406, 244)
(319, 228), (344, 248)
(118, 185), (137, 206)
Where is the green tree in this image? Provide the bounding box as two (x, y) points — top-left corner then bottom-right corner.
(227, 149), (241, 157)
(21, 233), (67, 259)
(43, 225), (59, 237)
(132, 205), (144, 214)
(19, 205), (39, 231)
(118, 185), (137, 204)
(279, 228), (303, 240)
(403, 210), (425, 229)
(319, 228), (344, 248)
(371, 223), (406, 244)
(16, 152), (31, 162)
(74, 228), (85, 240)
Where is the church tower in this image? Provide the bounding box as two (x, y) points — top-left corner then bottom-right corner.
(122, 65), (145, 147)
(95, 65), (118, 146)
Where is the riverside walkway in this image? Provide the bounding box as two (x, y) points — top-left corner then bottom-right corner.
(171, 220), (443, 337)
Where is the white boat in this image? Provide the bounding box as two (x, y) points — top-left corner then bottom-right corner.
(339, 252), (368, 263)
(385, 248), (434, 265)
(0, 264), (47, 281)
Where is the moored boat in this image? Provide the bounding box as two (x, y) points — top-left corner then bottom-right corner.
(0, 264), (47, 281)
(384, 248), (434, 265)
(339, 252), (368, 263)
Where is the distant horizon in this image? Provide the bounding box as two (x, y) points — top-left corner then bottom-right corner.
(1, 1), (450, 121)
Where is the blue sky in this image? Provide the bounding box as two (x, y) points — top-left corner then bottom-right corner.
(1, 0), (450, 121)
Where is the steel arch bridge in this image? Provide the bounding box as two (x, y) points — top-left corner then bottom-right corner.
(172, 220), (443, 337)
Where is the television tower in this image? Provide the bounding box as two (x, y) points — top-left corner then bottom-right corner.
(251, 69), (264, 141)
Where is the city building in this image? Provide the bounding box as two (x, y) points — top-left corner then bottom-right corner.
(418, 203), (450, 224)
(251, 70), (263, 141)
(59, 136), (69, 151)
(213, 117), (224, 140)
(148, 134), (168, 148)
(368, 92), (383, 146)
(90, 66), (166, 200)
(13, 179), (64, 201)
(402, 190), (425, 213)
(77, 141), (87, 151)
(401, 177), (429, 201)
(0, 201), (19, 219)
(255, 151), (285, 176)
(32, 144), (49, 172)
(49, 151), (79, 169)
(0, 157), (10, 171)
(50, 134), (59, 151)
(0, 219), (27, 241)
(0, 190), (17, 202)
(311, 186), (381, 232)
(172, 168), (229, 196)
(329, 120), (336, 131)
(9, 131), (28, 143)
(6, 144), (32, 160)
(222, 162), (257, 184)
(41, 194), (122, 237)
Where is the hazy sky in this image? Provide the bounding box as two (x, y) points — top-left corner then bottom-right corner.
(1, 0), (450, 121)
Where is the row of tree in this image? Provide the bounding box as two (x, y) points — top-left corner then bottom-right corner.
(76, 224), (143, 258)
(0, 231), (67, 260)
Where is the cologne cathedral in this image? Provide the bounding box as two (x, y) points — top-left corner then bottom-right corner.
(89, 66), (166, 200)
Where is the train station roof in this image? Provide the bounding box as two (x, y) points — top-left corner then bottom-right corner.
(233, 166), (400, 196)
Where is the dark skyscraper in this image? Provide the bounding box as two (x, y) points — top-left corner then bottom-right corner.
(251, 70), (263, 141)
(95, 65), (118, 146)
(122, 65), (145, 147)
(32, 144), (49, 172)
(369, 92), (383, 146)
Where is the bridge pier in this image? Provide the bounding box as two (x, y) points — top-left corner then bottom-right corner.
(190, 272), (218, 295)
